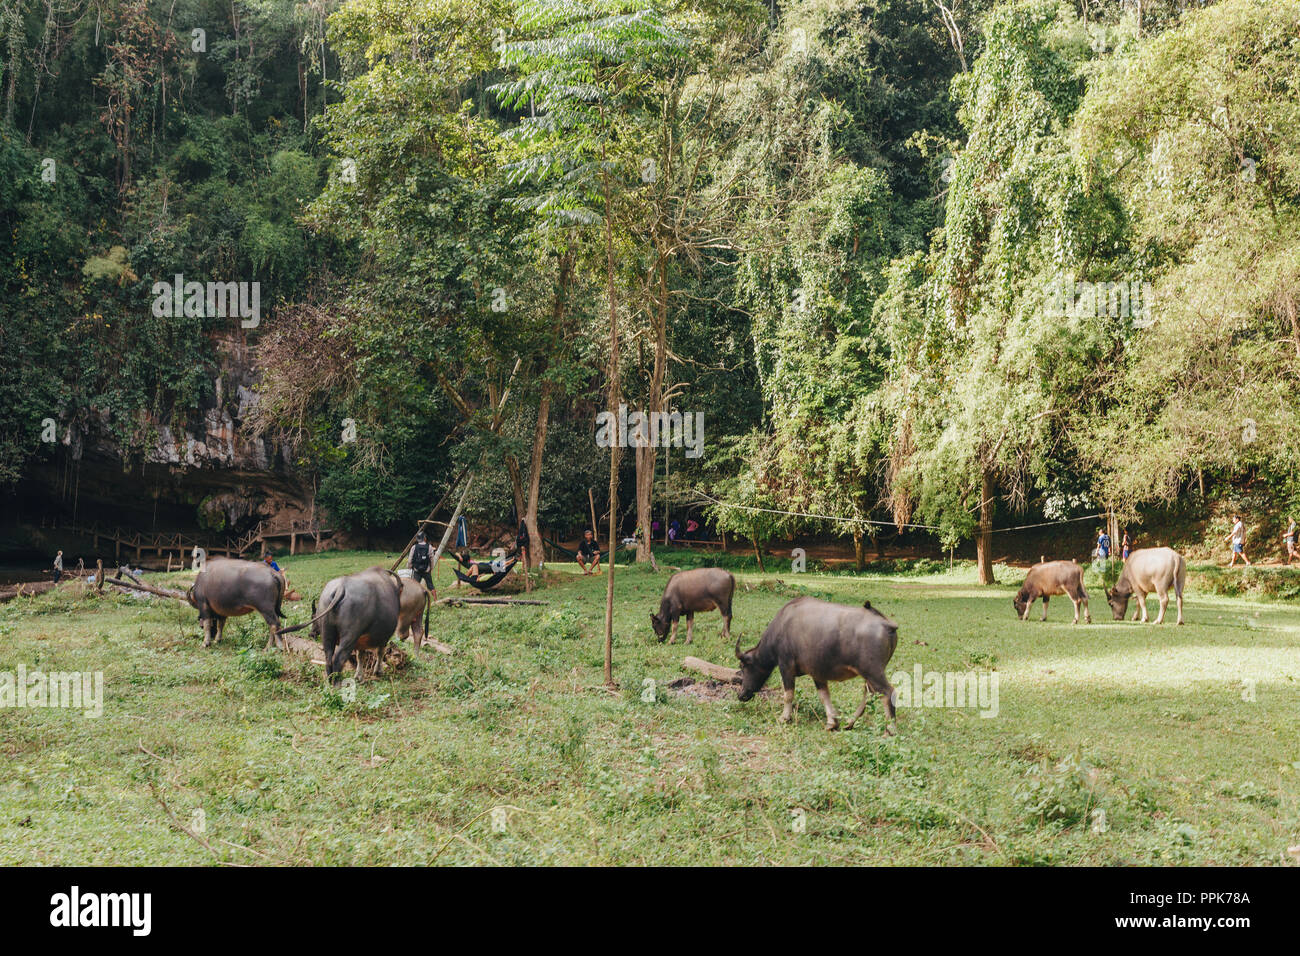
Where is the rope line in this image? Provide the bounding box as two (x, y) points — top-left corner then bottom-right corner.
(691, 491), (1107, 537)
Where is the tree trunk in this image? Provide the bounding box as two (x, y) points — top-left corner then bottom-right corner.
(602, 160), (620, 688)
(635, 248), (669, 563)
(853, 526), (865, 571)
(977, 469), (995, 584)
(523, 382), (551, 569)
(506, 455), (525, 531)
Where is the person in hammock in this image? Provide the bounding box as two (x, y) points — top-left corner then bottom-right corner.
(577, 529), (601, 575)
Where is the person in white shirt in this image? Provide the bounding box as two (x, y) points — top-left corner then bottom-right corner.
(1224, 514), (1252, 567)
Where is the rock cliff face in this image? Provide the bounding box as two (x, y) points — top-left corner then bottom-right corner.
(14, 330), (313, 542)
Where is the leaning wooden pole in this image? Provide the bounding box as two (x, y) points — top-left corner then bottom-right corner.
(430, 478), (474, 583)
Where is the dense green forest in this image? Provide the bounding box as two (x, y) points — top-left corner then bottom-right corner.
(2, 0), (1297, 570)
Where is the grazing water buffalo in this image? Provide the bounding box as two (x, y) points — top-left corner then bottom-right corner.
(397, 576), (431, 649)
(736, 596), (898, 732)
(186, 558), (286, 650)
(1014, 560), (1090, 624)
(310, 566), (402, 681)
(1108, 547), (1186, 625)
(651, 567), (735, 644)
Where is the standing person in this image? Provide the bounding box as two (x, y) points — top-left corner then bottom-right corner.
(1096, 528), (1111, 561)
(668, 518), (680, 542)
(685, 517), (699, 539)
(1121, 530), (1131, 561)
(52, 550), (63, 584)
(409, 531), (434, 592)
(576, 529), (602, 575)
(1225, 514), (1252, 567)
(1282, 516), (1298, 565)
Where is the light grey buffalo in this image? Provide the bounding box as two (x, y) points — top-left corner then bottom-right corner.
(1013, 560), (1090, 623)
(397, 576), (431, 649)
(309, 566), (402, 681)
(1108, 547), (1186, 625)
(735, 596), (898, 732)
(650, 567), (735, 644)
(186, 558), (287, 650)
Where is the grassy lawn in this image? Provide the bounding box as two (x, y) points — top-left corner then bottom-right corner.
(1, 550), (1298, 865)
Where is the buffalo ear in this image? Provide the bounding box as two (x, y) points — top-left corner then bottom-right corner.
(863, 600), (872, 610)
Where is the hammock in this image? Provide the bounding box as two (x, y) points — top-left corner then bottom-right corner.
(451, 554), (520, 591)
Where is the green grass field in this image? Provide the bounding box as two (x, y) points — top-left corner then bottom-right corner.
(2, 550), (1298, 865)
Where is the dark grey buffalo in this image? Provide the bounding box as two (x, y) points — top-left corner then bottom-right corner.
(186, 558), (287, 650)
(735, 596), (898, 732)
(650, 567), (735, 644)
(1108, 547), (1186, 625)
(397, 576), (431, 649)
(310, 566), (402, 681)
(1013, 560), (1090, 623)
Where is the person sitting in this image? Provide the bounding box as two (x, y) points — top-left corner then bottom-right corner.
(577, 530), (601, 575)
(262, 552), (281, 572)
(452, 549), (479, 587)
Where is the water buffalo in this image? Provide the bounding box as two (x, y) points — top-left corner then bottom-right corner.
(186, 558), (286, 650)
(310, 566), (402, 681)
(397, 576), (431, 649)
(736, 596), (898, 732)
(650, 567), (735, 644)
(1108, 547), (1186, 625)
(1013, 560), (1090, 623)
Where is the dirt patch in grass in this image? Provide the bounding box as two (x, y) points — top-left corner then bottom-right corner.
(666, 676), (775, 702)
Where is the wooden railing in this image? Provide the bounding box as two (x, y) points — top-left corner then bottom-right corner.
(45, 518), (334, 564)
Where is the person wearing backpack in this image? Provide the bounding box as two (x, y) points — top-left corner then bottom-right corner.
(410, 531), (434, 591)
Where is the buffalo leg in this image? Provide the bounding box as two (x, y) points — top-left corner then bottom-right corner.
(779, 687), (795, 724)
(1155, 589), (1168, 625)
(322, 623), (341, 683)
(846, 682), (873, 730)
(814, 681), (840, 731)
(1040, 596), (1049, 621)
(215, 616), (227, 645)
(845, 669), (897, 734)
(685, 612), (695, 644)
(260, 608), (282, 651)
(669, 617), (678, 645)
(721, 613), (731, 640)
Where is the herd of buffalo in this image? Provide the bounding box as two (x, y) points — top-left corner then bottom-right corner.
(181, 545), (1188, 731)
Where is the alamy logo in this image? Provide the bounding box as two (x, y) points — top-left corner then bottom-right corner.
(151, 273), (261, 328)
(1044, 277), (1153, 327)
(0, 665), (103, 718)
(890, 664), (999, 718)
(50, 886), (151, 936)
(595, 403), (704, 459)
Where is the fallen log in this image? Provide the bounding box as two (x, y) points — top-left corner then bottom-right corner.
(414, 638), (455, 655)
(105, 576), (190, 602)
(682, 656), (741, 684)
(279, 633), (414, 671)
(436, 596), (547, 606)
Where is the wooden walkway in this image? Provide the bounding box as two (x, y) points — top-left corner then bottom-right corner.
(45, 519), (335, 565)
